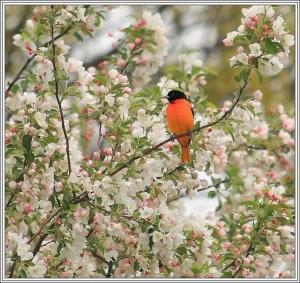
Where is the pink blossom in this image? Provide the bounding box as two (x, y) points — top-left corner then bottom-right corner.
(222, 242), (232, 250)
(237, 46), (244, 53)
(127, 43), (135, 50)
(213, 253), (221, 263)
(282, 116), (294, 131)
(93, 151), (100, 160)
(97, 60), (109, 69)
(23, 203), (34, 215)
(116, 58), (126, 67)
(137, 18), (147, 27)
(164, 142), (174, 151)
(135, 38), (142, 44)
(243, 257), (251, 266)
(223, 38), (233, 47)
(103, 147), (113, 156)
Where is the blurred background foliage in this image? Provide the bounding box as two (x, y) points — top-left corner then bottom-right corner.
(5, 5), (295, 112)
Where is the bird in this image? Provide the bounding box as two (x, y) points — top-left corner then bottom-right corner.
(165, 90), (194, 163)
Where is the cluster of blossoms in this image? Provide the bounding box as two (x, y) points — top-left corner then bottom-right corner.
(223, 5), (294, 76)
(5, 5), (295, 279)
(13, 6), (104, 59)
(98, 12), (168, 90)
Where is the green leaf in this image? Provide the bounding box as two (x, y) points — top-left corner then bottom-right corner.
(134, 261), (140, 271)
(12, 166), (24, 182)
(202, 67), (218, 76)
(95, 15), (101, 27)
(234, 75), (240, 84)
(222, 271), (233, 278)
(208, 190), (217, 198)
(73, 32), (83, 41)
(255, 69), (263, 83)
(11, 84), (20, 94)
(22, 135), (32, 150)
(94, 75), (107, 85)
(20, 80), (28, 91)
(20, 269), (27, 278)
(239, 68), (250, 83)
(49, 194), (56, 207)
(264, 38), (280, 54)
(57, 239), (66, 255)
(191, 263), (208, 275)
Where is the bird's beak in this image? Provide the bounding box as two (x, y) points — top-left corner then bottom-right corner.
(164, 95), (170, 101)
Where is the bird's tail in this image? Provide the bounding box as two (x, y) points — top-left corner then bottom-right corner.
(181, 146), (191, 163)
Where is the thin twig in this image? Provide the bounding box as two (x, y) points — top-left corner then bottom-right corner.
(222, 219), (260, 277)
(27, 208), (62, 245)
(32, 233), (48, 257)
(50, 8), (72, 176)
(6, 25), (74, 93)
(109, 66), (252, 176)
(167, 178), (229, 204)
(9, 260), (17, 278)
(106, 261), (114, 278)
(86, 200), (148, 224)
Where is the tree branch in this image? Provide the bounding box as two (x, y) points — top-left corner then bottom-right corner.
(222, 219), (261, 277)
(109, 66), (252, 176)
(86, 200), (149, 224)
(167, 178), (229, 204)
(27, 208), (62, 245)
(6, 24), (74, 94)
(50, 9), (72, 176)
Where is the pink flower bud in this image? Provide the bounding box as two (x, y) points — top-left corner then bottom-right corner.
(214, 253), (221, 263)
(122, 87), (132, 94)
(237, 46), (244, 53)
(253, 90), (263, 100)
(97, 60), (108, 69)
(243, 257), (251, 266)
(23, 203), (34, 214)
(127, 43), (135, 50)
(218, 229), (226, 237)
(28, 168), (35, 175)
(116, 58), (126, 67)
(103, 147), (113, 156)
(93, 151), (101, 160)
(8, 181), (17, 189)
(137, 18), (147, 27)
(222, 242), (232, 250)
(223, 38), (232, 47)
(135, 38), (142, 44)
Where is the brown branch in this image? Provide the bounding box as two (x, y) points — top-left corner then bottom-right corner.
(32, 233), (48, 257)
(86, 200), (148, 224)
(167, 178), (229, 204)
(6, 24), (74, 94)
(109, 66), (252, 176)
(27, 208), (62, 245)
(106, 261), (114, 278)
(89, 248), (114, 277)
(222, 219), (260, 277)
(9, 260), (17, 278)
(51, 9), (72, 176)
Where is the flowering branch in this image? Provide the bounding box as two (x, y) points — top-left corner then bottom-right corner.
(50, 7), (72, 176)
(167, 178), (229, 204)
(27, 208), (62, 245)
(6, 24), (74, 94)
(109, 66), (252, 176)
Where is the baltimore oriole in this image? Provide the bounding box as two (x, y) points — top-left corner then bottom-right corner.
(166, 90), (194, 163)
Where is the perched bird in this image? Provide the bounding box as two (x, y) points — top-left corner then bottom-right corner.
(166, 90), (194, 163)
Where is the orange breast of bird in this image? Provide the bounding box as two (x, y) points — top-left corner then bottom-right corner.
(166, 99), (194, 162)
